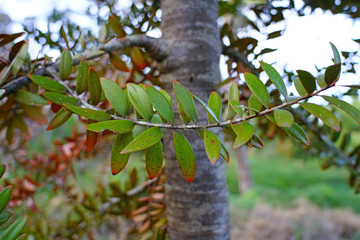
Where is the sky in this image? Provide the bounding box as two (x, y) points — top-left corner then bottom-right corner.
(0, 0), (359, 88)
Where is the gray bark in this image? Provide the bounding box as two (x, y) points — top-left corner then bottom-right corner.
(159, 0), (230, 239)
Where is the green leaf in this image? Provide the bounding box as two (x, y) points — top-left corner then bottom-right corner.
(294, 77), (307, 97)
(0, 164), (5, 179)
(179, 104), (191, 125)
(173, 131), (196, 183)
(29, 74), (67, 93)
(64, 104), (111, 121)
(88, 67), (102, 105)
(317, 74), (327, 89)
(130, 48), (146, 69)
(248, 94), (262, 115)
(0, 215), (27, 240)
(11, 41), (28, 76)
(86, 120), (134, 133)
(98, 24), (107, 43)
(146, 85), (174, 123)
(330, 42), (341, 64)
(244, 73), (270, 108)
(14, 90), (48, 106)
(101, 78), (128, 116)
(296, 70), (316, 94)
(228, 81), (240, 119)
(42, 92), (81, 106)
(322, 96), (360, 125)
(111, 132), (133, 175)
(260, 61), (287, 99)
(0, 89), (5, 98)
(59, 48), (73, 80)
(145, 141), (163, 179)
(196, 130), (229, 163)
(108, 14), (126, 38)
(231, 101), (260, 114)
(267, 115), (310, 146)
(207, 91), (222, 124)
(193, 94), (220, 124)
(231, 121), (255, 148)
(173, 81), (198, 123)
(248, 135), (264, 149)
(0, 210), (11, 225)
(127, 83), (153, 121)
(46, 106), (72, 130)
(204, 129), (221, 164)
(324, 64), (341, 86)
(76, 59), (89, 94)
(160, 89), (172, 105)
(0, 186), (12, 213)
(300, 102), (340, 132)
(274, 109), (294, 127)
(121, 127), (162, 154)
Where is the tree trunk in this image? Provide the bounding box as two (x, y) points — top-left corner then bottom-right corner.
(235, 147), (253, 194)
(158, 0), (230, 239)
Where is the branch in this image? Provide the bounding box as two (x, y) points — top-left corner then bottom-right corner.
(0, 35), (168, 100)
(221, 43), (259, 76)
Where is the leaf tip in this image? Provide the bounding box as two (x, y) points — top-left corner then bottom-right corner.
(186, 176), (194, 183)
(111, 169), (120, 175)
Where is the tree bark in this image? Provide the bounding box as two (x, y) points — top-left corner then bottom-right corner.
(159, 0), (230, 239)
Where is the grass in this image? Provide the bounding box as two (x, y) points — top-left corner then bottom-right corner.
(227, 142), (360, 213)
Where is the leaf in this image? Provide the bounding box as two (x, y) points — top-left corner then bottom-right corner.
(111, 132), (133, 175)
(160, 89), (172, 104)
(127, 83), (153, 121)
(322, 96), (360, 125)
(121, 127), (162, 154)
(14, 90), (48, 106)
(46, 106), (72, 130)
(207, 91), (222, 124)
(0, 164), (5, 179)
(300, 102), (340, 132)
(22, 105), (47, 124)
(86, 119), (98, 152)
(101, 78), (128, 116)
(294, 77), (307, 97)
(146, 85), (174, 123)
(173, 131), (196, 183)
(76, 59), (89, 94)
(317, 74), (327, 89)
(0, 210), (11, 225)
(267, 115), (310, 146)
(330, 42), (341, 64)
(86, 120), (134, 133)
(244, 73), (270, 108)
(179, 104), (191, 125)
(0, 60), (15, 85)
(231, 101), (260, 114)
(0, 186), (12, 213)
(196, 130), (229, 163)
(193, 94), (220, 124)
(64, 104), (111, 121)
(11, 41), (28, 76)
(0, 89), (5, 98)
(248, 135), (264, 149)
(248, 94), (262, 114)
(98, 24), (107, 43)
(59, 48), (73, 80)
(274, 109), (294, 127)
(324, 64), (341, 86)
(108, 14), (126, 38)
(145, 141), (163, 179)
(130, 48), (146, 69)
(88, 67), (102, 105)
(173, 81), (198, 123)
(60, 25), (69, 48)
(204, 129), (221, 164)
(260, 61), (287, 99)
(228, 81), (240, 119)
(42, 92), (81, 106)
(296, 70), (316, 94)
(0, 215), (27, 240)
(231, 121), (255, 148)
(29, 74), (67, 93)
(110, 54), (129, 72)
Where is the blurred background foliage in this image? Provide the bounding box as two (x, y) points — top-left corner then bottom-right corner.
(0, 0), (360, 239)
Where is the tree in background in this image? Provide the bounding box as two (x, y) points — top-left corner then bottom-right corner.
(0, 0), (360, 239)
